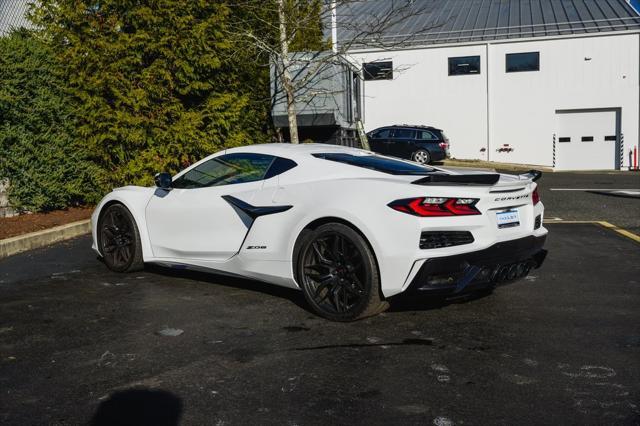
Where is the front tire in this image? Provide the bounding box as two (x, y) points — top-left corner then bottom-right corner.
(98, 203), (144, 273)
(296, 223), (388, 321)
(412, 149), (431, 165)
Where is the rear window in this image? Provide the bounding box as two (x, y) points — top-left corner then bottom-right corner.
(312, 153), (435, 175)
(417, 130), (438, 140)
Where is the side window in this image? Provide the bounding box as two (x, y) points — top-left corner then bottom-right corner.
(173, 153), (275, 189)
(392, 129), (416, 139)
(372, 129), (391, 139)
(417, 130), (438, 140)
(264, 157), (297, 179)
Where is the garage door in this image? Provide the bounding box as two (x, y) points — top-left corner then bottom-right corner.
(555, 110), (618, 170)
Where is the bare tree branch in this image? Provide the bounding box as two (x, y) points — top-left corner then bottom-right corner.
(229, 0), (449, 144)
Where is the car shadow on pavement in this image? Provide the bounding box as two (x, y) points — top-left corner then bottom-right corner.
(90, 388), (182, 426)
(144, 264), (311, 312)
(144, 264), (493, 317)
(387, 288), (493, 313)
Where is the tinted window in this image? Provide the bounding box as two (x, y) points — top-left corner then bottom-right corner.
(264, 157), (297, 179)
(448, 56), (481, 75)
(363, 61), (393, 80)
(173, 153), (275, 189)
(313, 153), (435, 175)
(370, 128), (391, 139)
(417, 130), (438, 140)
(392, 129), (416, 139)
(506, 52), (539, 72)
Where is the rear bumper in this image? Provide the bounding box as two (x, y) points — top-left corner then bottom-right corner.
(407, 235), (547, 295)
(429, 149), (447, 162)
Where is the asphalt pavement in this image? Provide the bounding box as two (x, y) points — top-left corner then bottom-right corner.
(508, 171), (640, 235)
(1, 222), (639, 425)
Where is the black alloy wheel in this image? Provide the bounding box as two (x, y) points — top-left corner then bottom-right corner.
(297, 223), (388, 321)
(99, 203), (143, 272)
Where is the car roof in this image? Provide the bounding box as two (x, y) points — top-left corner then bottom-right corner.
(373, 125), (442, 132)
(225, 143), (369, 160)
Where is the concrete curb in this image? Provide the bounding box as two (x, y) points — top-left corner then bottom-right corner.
(0, 219), (91, 259)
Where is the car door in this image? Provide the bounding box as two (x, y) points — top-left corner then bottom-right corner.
(145, 152), (275, 261)
(387, 129), (416, 159)
(368, 128), (391, 155)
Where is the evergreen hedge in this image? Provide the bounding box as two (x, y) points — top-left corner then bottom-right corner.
(34, 0), (271, 190)
(1, 1), (325, 212)
(0, 29), (101, 211)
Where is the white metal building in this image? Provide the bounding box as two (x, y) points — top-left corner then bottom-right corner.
(338, 0), (640, 170)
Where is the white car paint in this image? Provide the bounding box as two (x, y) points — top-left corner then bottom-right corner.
(91, 143), (547, 297)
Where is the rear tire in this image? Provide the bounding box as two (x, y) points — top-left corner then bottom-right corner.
(412, 149), (431, 165)
(295, 223), (388, 321)
(98, 203), (144, 273)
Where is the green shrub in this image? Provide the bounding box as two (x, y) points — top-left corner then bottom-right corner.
(0, 29), (101, 212)
(33, 0), (271, 189)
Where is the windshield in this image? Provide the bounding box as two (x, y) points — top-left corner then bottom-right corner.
(313, 153), (436, 175)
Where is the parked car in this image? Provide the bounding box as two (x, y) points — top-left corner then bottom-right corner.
(92, 143), (547, 322)
(367, 125), (450, 164)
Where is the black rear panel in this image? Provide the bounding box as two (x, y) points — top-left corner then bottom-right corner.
(412, 173), (500, 186)
(420, 231), (474, 249)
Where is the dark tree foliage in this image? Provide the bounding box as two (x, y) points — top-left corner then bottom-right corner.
(0, 29), (101, 211)
(286, 0), (327, 51)
(32, 0), (272, 189)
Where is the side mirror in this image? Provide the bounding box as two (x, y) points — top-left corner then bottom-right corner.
(154, 172), (173, 190)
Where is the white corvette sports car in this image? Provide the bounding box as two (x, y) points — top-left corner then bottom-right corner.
(92, 143), (548, 321)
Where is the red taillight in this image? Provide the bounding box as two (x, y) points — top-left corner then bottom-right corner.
(439, 142), (449, 149)
(532, 187), (540, 205)
(388, 197), (481, 217)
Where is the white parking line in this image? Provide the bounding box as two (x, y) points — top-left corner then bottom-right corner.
(549, 188), (640, 191)
(609, 190), (640, 196)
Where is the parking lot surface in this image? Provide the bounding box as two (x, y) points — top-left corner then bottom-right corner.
(1, 223), (639, 425)
(512, 171), (640, 235)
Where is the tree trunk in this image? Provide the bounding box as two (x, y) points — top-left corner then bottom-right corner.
(277, 0), (299, 144)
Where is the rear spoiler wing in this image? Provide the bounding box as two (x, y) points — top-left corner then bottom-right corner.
(518, 170), (543, 182)
(412, 169), (542, 186)
(412, 173), (500, 186)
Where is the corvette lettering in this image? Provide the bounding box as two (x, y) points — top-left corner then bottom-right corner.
(494, 194), (530, 202)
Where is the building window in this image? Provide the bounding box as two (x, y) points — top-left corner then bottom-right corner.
(448, 56), (481, 76)
(506, 52), (540, 72)
(363, 61), (393, 80)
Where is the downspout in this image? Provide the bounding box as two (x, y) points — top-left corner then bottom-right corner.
(486, 42), (491, 161)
